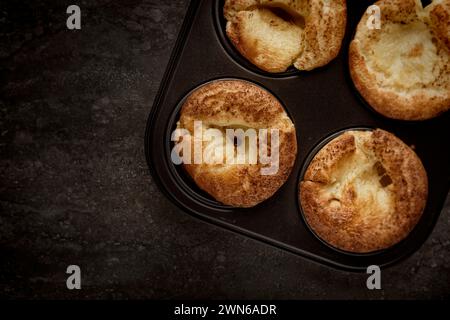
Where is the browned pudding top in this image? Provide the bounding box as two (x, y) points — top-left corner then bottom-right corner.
(224, 0), (347, 72)
(177, 80), (297, 208)
(300, 129), (428, 253)
(349, 0), (450, 120)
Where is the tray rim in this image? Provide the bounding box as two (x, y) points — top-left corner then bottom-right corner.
(144, 0), (450, 273)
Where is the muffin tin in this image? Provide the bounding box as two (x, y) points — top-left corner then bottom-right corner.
(145, 0), (450, 271)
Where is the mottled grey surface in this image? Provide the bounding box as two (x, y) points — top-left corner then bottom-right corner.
(0, 0), (449, 299)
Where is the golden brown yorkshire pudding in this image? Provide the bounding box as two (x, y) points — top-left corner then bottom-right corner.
(299, 129), (428, 253)
(349, 0), (450, 120)
(175, 80), (297, 208)
(224, 0), (347, 73)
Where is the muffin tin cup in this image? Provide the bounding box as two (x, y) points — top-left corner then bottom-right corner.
(298, 127), (389, 257)
(145, 0), (450, 271)
(164, 77), (294, 212)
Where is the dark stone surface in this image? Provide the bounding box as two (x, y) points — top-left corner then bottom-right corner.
(0, 0), (449, 299)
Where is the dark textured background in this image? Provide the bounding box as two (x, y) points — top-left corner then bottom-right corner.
(0, 0), (449, 299)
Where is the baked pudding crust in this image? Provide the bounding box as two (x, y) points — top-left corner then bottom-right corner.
(224, 0), (347, 72)
(177, 80), (297, 208)
(299, 129), (428, 253)
(349, 0), (450, 120)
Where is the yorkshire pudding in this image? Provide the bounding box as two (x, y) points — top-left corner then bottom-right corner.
(349, 0), (450, 120)
(224, 0), (347, 72)
(299, 129), (428, 253)
(175, 80), (297, 207)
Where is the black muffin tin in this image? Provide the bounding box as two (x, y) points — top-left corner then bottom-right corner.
(145, 0), (450, 271)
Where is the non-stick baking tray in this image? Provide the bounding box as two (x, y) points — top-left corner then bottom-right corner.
(145, 0), (450, 271)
